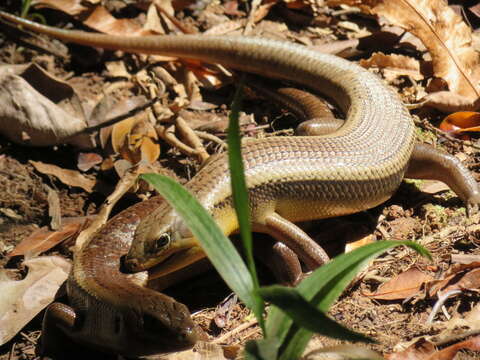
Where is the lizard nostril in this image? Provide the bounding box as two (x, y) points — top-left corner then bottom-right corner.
(122, 256), (139, 272)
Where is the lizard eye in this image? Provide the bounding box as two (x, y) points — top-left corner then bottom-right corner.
(155, 233), (170, 250)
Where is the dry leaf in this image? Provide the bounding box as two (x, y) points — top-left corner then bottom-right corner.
(83, 6), (156, 36)
(360, 52), (422, 81)
(331, 0), (480, 101)
(0, 256), (71, 345)
(31, 0), (89, 15)
(0, 64), (90, 147)
(30, 160), (96, 193)
(439, 111), (480, 138)
(386, 338), (436, 360)
(77, 152), (103, 172)
(344, 234), (375, 253)
(424, 91), (480, 112)
(427, 262), (480, 297)
(8, 222), (82, 258)
(111, 115), (160, 164)
(419, 180), (450, 195)
(364, 267), (433, 300)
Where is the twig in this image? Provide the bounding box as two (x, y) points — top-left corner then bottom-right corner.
(212, 319), (258, 344)
(414, 118), (480, 151)
(175, 117), (210, 163)
(19, 331), (37, 345)
(195, 130), (227, 150)
(8, 342), (15, 360)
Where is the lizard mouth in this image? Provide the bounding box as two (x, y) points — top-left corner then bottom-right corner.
(148, 246), (205, 279)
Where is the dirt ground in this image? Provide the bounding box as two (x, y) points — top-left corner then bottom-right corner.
(1, 1), (480, 359)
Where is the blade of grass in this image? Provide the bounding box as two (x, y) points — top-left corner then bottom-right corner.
(141, 173), (257, 312)
(259, 285), (373, 343)
(263, 240), (430, 359)
(227, 76), (265, 332)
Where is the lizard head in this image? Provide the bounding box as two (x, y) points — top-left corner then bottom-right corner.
(112, 290), (198, 356)
(125, 204), (198, 273)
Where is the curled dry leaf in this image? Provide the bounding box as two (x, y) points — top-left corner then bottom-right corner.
(330, 0), (480, 101)
(387, 336), (480, 360)
(30, 160), (96, 193)
(363, 267), (433, 300)
(439, 111), (480, 139)
(386, 338), (436, 360)
(427, 262), (480, 297)
(423, 91), (480, 112)
(0, 64), (91, 147)
(0, 256), (71, 346)
(359, 52), (423, 82)
(111, 115), (160, 164)
(77, 152), (103, 172)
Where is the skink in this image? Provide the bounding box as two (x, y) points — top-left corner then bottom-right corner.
(40, 196), (198, 356)
(1, 10), (479, 351)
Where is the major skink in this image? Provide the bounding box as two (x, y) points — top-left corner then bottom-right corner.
(1, 11), (479, 352)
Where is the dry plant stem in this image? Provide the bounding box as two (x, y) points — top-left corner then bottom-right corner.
(194, 130), (227, 150)
(74, 166), (142, 251)
(8, 342), (15, 360)
(158, 124), (206, 161)
(244, 0), (262, 34)
(433, 327), (480, 347)
(212, 319), (258, 344)
(175, 117), (210, 163)
(414, 118), (480, 151)
(427, 289), (462, 324)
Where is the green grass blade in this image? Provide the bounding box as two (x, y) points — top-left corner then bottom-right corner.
(244, 338), (280, 360)
(259, 285), (373, 343)
(227, 77), (265, 331)
(141, 173), (257, 311)
(263, 240), (430, 359)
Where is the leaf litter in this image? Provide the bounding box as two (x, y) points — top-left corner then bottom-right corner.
(1, 0), (480, 359)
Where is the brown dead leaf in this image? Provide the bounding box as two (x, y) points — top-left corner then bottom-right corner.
(0, 256), (71, 346)
(31, 0), (89, 15)
(83, 6), (156, 36)
(331, 0), (480, 101)
(428, 336), (480, 360)
(8, 222), (82, 258)
(386, 338), (436, 360)
(451, 254), (480, 264)
(345, 234), (375, 253)
(438, 111), (480, 138)
(428, 262), (480, 297)
(364, 267), (432, 300)
(111, 115), (160, 164)
(419, 180), (450, 195)
(424, 91), (480, 112)
(77, 152), (103, 172)
(360, 52), (422, 82)
(30, 160), (96, 193)
(0, 64), (90, 147)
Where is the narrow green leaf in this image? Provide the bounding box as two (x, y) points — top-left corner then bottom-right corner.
(244, 338), (280, 360)
(263, 240), (430, 359)
(227, 76), (265, 331)
(141, 173), (257, 311)
(260, 285), (373, 343)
